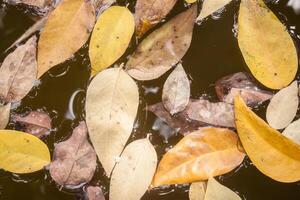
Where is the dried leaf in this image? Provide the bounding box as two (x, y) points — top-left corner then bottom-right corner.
(215, 72), (273, 105)
(50, 122), (97, 186)
(126, 5), (197, 81)
(86, 68), (139, 176)
(189, 182), (207, 200)
(37, 0), (95, 78)
(235, 95), (300, 182)
(283, 119), (300, 145)
(12, 111), (52, 138)
(0, 36), (37, 103)
(238, 0), (298, 89)
(0, 130), (50, 173)
(266, 81), (298, 129)
(152, 128), (245, 187)
(92, 0), (115, 15)
(134, 0), (177, 37)
(86, 186), (105, 200)
(197, 0), (232, 21)
(186, 100), (235, 128)
(89, 6), (134, 76)
(162, 63), (190, 115)
(110, 138), (157, 200)
(0, 103), (11, 129)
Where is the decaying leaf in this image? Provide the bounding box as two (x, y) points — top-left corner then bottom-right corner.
(6, 0), (53, 10)
(186, 100), (235, 128)
(238, 0), (298, 89)
(0, 130), (50, 173)
(134, 0), (177, 37)
(0, 103), (11, 129)
(204, 177), (241, 200)
(162, 63), (190, 115)
(215, 72), (273, 105)
(235, 95), (300, 183)
(152, 128), (245, 187)
(283, 119), (300, 145)
(86, 186), (105, 200)
(92, 0), (115, 15)
(110, 138), (157, 200)
(86, 68), (139, 176)
(126, 5), (197, 81)
(266, 81), (298, 129)
(37, 0), (95, 78)
(50, 122), (97, 186)
(189, 182), (207, 200)
(0, 36), (37, 103)
(12, 111), (52, 138)
(197, 0), (232, 21)
(89, 6), (134, 76)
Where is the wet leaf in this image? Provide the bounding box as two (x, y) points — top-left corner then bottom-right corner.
(186, 100), (235, 128)
(215, 72), (273, 105)
(0, 36), (37, 103)
(162, 63), (190, 115)
(12, 111), (52, 138)
(152, 127), (245, 187)
(197, 0), (232, 21)
(235, 95), (300, 182)
(86, 186), (105, 200)
(266, 81), (298, 129)
(37, 0), (95, 78)
(6, 0), (53, 9)
(283, 118), (300, 145)
(0, 103), (11, 129)
(0, 130), (50, 173)
(126, 5), (197, 81)
(238, 0), (298, 89)
(50, 122), (97, 186)
(110, 138), (157, 200)
(134, 0), (177, 37)
(86, 68), (139, 176)
(89, 6), (134, 76)
(189, 182), (206, 200)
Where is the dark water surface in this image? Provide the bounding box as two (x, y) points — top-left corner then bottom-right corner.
(0, 0), (300, 199)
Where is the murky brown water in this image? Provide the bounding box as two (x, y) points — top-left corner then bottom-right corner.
(0, 0), (300, 199)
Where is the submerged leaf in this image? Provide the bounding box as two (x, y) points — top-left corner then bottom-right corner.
(162, 63), (190, 115)
(235, 95), (300, 182)
(126, 5), (197, 80)
(0, 36), (37, 103)
(189, 182), (207, 200)
(86, 186), (105, 200)
(238, 0), (298, 89)
(197, 0), (232, 21)
(0, 103), (11, 129)
(50, 122), (97, 186)
(283, 119), (300, 145)
(110, 138), (157, 200)
(37, 0), (95, 78)
(266, 81), (298, 129)
(0, 130), (50, 173)
(86, 68), (139, 176)
(152, 128), (245, 187)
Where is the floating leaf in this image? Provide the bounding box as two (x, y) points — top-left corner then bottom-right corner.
(126, 5), (197, 81)
(266, 81), (298, 129)
(110, 138), (157, 200)
(235, 95), (300, 182)
(86, 68), (139, 176)
(283, 119), (300, 145)
(197, 0), (232, 21)
(89, 6), (134, 76)
(86, 186), (105, 200)
(152, 127), (245, 187)
(0, 36), (37, 103)
(162, 63), (190, 115)
(0, 103), (11, 129)
(0, 130), (50, 173)
(189, 182), (207, 200)
(237, 0), (298, 89)
(135, 0), (177, 37)
(37, 0), (95, 78)
(215, 72), (272, 105)
(50, 122), (97, 186)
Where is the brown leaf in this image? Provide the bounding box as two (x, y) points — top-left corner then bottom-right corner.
(135, 0), (177, 37)
(12, 111), (52, 138)
(152, 127), (245, 187)
(6, 0), (53, 9)
(86, 186), (105, 200)
(215, 72), (273, 105)
(126, 5), (197, 80)
(0, 36), (37, 103)
(50, 122), (97, 186)
(0, 103), (11, 129)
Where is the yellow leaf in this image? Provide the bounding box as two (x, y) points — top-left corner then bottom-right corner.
(237, 0), (298, 89)
(89, 6), (134, 76)
(186, 0), (197, 3)
(0, 130), (50, 173)
(37, 0), (95, 78)
(234, 95), (300, 182)
(197, 0), (232, 21)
